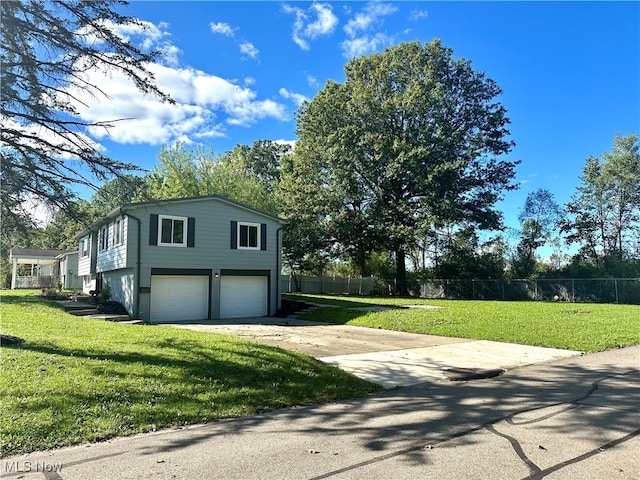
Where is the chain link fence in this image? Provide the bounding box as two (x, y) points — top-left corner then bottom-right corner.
(420, 278), (640, 304)
(280, 275), (640, 304)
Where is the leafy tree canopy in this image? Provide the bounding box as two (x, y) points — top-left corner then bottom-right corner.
(222, 140), (291, 193)
(144, 142), (279, 215)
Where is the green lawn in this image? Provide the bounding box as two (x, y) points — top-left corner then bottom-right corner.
(0, 291), (381, 457)
(286, 294), (640, 352)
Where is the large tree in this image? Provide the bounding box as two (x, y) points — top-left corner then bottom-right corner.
(1, 0), (172, 230)
(562, 133), (640, 267)
(291, 40), (518, 294)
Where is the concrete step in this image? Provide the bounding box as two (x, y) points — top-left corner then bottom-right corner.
(67, 309), (99, 316)
(285, 306), (319, 319)
(55, 300), (97, 311)
(83, 314), (133, 322)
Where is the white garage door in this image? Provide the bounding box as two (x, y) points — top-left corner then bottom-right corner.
(220, 276), (267, 319)
(150, 275), (209, 322)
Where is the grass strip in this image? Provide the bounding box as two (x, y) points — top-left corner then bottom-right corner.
(289, 294), (640, 352)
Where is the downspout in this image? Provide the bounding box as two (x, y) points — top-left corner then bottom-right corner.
(276, 226), (283, 313)
(120, 208), (142, 318)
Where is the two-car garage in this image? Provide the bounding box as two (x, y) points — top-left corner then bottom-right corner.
(149, 272), (268, 323)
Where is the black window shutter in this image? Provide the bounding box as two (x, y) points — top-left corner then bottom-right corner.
(149, 214), (158, 245)
(260, 224), (267, 251)
(187, 217), (195, 247)
(230, 221), (237, 249)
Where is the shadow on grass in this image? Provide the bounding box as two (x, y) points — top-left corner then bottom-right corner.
(297, 307), (378, 325)
(1, 333), (380, 456)
(283, 294), (407, 309)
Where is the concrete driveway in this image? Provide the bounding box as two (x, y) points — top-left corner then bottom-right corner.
(164, 317), (583, 388)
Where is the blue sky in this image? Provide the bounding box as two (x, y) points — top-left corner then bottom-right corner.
(71, 1), (639, 234)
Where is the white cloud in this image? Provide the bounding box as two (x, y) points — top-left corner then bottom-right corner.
(210, 21), (259, 60)
(344, 2), (397, 37)
(210, 22), (235, 37)
(341, 32), (394, 58)
(410, 9), (429, 21)
(60, 18), (282, 148)
(279, 88), (308, 107)
(273, 139), (297, 151)
(2, 116), (105, 160)
(341, 2), (397, 58)
(62, 60), (288, 146)
(282, 3), (338, 50)
(79, 19), (177, 64)
(160, 44), (182, 67)
(23, 194), (57, 228)
(306, 3), (339, 38)
(225, 99), (287, 126)
(112, 20), (169, 49)
(306, 74), (320, 88)
(239, 41), (259, 59)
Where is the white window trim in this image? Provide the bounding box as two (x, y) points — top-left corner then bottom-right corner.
(99, 225), (109, 251)
(237, 222), (260, 250)
(114, 217), (124, 246)
(158, 214), (187, 247)
(81, 237), (90, 258)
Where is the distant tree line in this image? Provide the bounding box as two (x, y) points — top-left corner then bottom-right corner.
(3, 132), (638, 291)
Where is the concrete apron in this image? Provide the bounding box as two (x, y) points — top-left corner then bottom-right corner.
(165, 319), (583, 389)
(319, 340), (583, 388)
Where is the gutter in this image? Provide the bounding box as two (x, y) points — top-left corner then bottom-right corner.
(120, 208), (142, 318)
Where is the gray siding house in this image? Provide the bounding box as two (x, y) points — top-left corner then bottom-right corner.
(75, 195), (286, 323)
(56, 251), (83, 290)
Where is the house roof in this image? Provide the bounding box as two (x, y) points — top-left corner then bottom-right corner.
(55, 251), (78, 260)
(75, 194), (286, 238)
(9, 248), (68, 264)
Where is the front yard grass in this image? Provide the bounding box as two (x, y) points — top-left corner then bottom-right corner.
(287, 294), (640, 353)
(0, 290), (381, 457)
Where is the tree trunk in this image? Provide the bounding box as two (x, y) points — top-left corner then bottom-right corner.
(395, 248), (408, 296)
(357, 248), (368, 277)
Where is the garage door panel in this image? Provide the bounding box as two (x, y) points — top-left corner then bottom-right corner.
(220, 276), (267, 319)
(151, 275), (209, 322)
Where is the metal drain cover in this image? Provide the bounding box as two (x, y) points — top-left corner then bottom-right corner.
(443, 367), (505, 381)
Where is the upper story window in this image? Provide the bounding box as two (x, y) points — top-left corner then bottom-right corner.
(99, 225), (109, 251)
(80, 237), (90, 258)
(113, 218), (123, 246)
(231, 221), (266, 251)
(159, 215), (186, 247)
(149, 214), (195, 248)
(238, 222), (260, 250)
